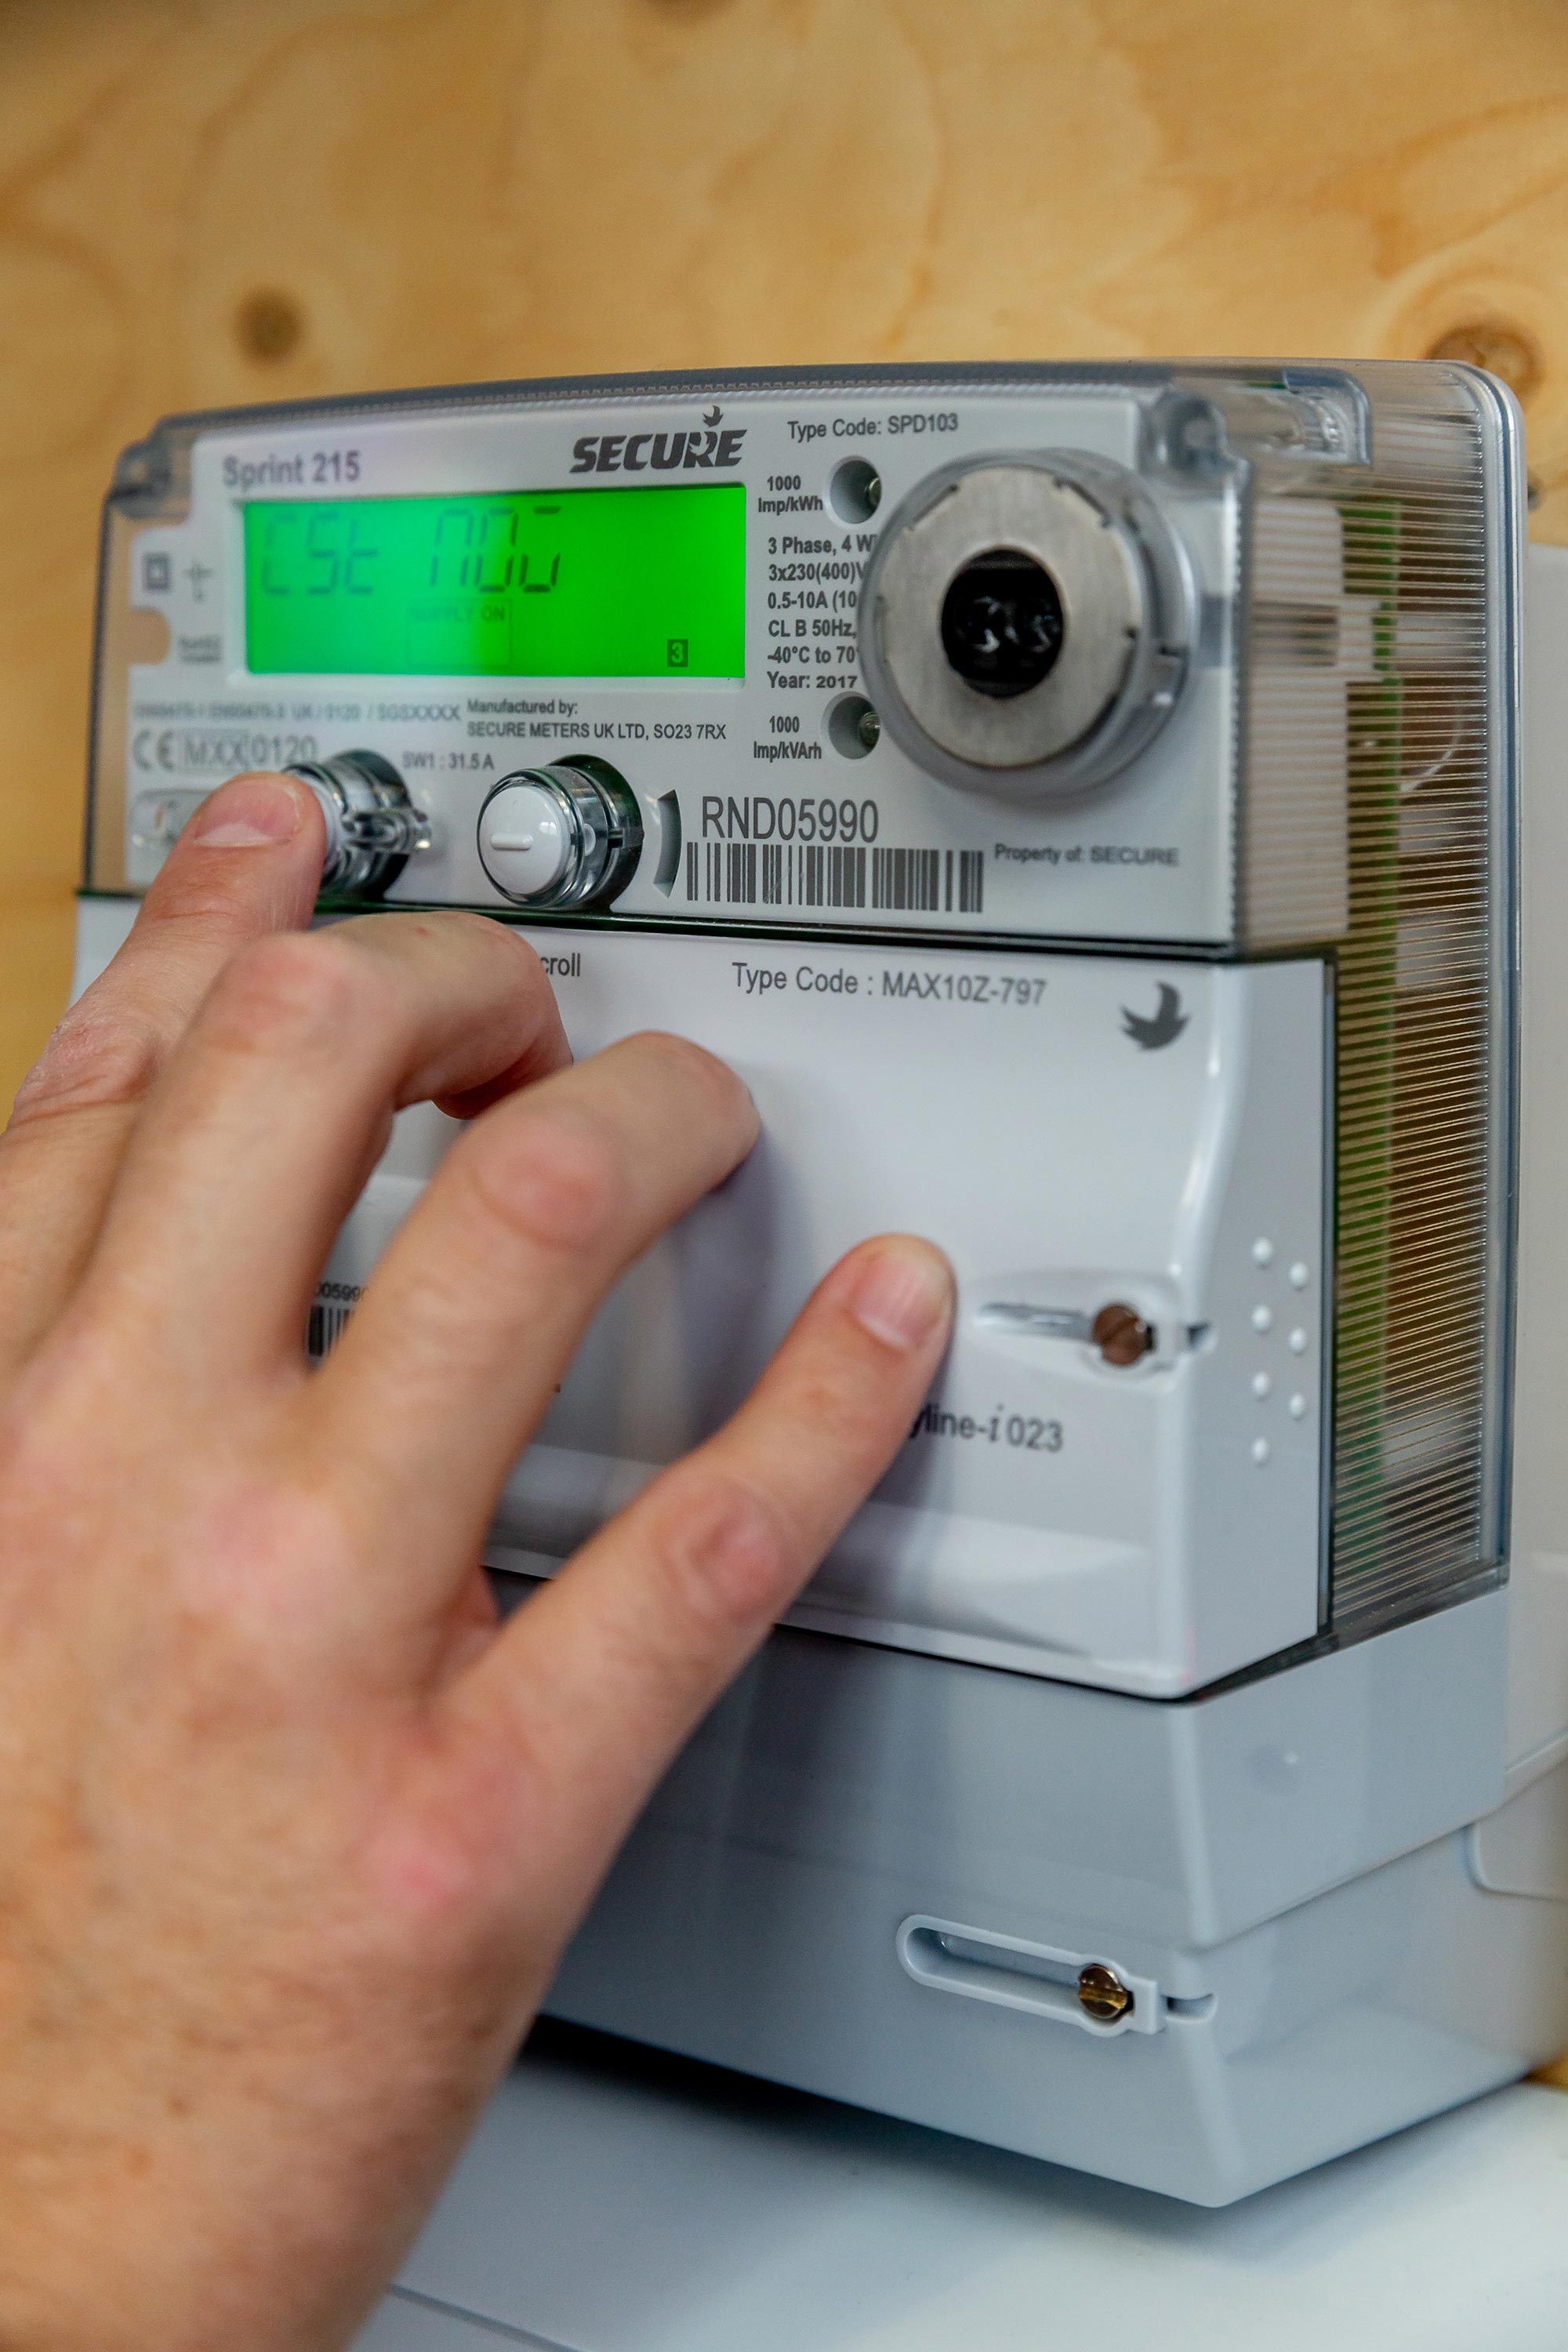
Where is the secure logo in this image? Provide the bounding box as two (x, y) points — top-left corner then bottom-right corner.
(571, 403), (746, 474)
(1121, 983), (1189, 1051)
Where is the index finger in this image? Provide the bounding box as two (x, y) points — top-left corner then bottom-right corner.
(0, 772), (325, 1370)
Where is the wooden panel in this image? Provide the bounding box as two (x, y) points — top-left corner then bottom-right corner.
(2, 0), (1566, 1108)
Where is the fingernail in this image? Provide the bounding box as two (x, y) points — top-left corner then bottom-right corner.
(848, 1241), (954, 1351)
(188, 774), (306, 849)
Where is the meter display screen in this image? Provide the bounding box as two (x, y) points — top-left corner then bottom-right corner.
(242, 483), (746, 678)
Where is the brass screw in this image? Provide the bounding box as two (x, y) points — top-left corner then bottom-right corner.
(1091, 1302), (1152, 1368)
(1078, 1962), (1134, 2023)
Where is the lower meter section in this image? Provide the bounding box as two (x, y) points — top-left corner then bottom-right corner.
(321, 929), (1328, 1697)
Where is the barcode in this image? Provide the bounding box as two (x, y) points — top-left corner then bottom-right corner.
(871, 847), (985, 914)
(684, 841), (983, 916)
(307, 1301), (353, 1360)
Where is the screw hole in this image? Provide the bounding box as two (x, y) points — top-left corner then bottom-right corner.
(237, 290), (305, 363)
(829, 457), (882, 525)
(1425, 318), (1544, 405)
(827, 693), (880, 759)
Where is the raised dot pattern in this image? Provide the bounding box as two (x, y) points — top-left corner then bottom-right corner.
(1247, 1243), (1316, 1458)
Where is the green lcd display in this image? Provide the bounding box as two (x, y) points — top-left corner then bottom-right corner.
(242, 482), (746, 678)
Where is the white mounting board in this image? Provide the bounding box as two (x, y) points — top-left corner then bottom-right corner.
(354, 2032), (1568, 2352)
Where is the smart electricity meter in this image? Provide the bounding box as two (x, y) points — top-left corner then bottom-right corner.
(78, 358), (1559, 2210)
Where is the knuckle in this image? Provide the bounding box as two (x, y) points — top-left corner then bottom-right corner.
(647, 1467), (794, 1629)
(202, 931), (368, 1056)
(460, 1102), (623, 1255)
(788, 1356), (892, 1450)
(8, 1008), (163, 1127)
(334, 907), (487, 958)
(493, 923), (569, 1012)
(500, 924), (550, 980)
(621, 1031), (755, 1138)
(628, 1029), (743, 1103)
(467, 909), (541, 964)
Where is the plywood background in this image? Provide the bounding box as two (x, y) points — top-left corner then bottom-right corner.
(2, 0), (1567, 1102)
(2, 0), (1568, 2083)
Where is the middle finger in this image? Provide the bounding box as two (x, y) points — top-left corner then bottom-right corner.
(298, 1030), (759, 1586)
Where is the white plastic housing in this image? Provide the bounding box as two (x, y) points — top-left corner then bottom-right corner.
(314, 931), (1327, 1697)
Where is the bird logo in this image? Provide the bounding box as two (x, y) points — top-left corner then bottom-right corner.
(702, 404), (724, 426)
(1120, 983), (1188, 1051)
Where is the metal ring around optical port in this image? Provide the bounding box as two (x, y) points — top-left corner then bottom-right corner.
(858, 451), (1193, 802)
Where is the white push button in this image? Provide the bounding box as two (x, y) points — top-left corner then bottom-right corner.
(478, 782), (575, 899)
(475, 760), (642, 910)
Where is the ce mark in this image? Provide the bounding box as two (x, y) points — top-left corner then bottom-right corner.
(132, 729), (180, 771)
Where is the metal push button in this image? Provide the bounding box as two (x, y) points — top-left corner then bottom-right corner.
(286, 750), (431, 900)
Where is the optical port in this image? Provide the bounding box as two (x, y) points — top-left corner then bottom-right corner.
(940, 547), (1065, 699)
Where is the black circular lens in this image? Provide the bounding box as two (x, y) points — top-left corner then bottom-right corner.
(940, 548), (1065, 699)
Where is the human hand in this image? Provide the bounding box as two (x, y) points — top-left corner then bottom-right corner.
(0, 772), (953, 2351)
